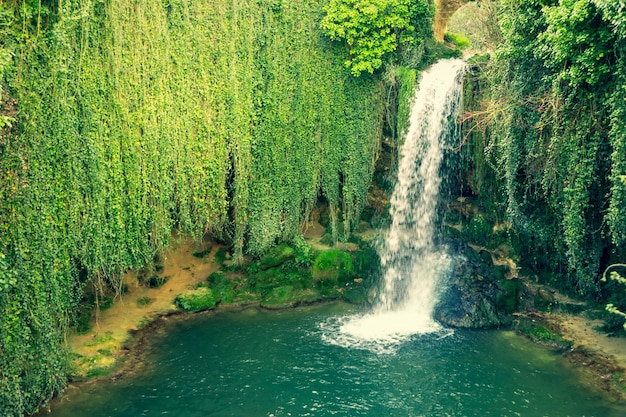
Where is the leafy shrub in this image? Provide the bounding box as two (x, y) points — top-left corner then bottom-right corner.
(321, 0), (433, 76)
(136, 296), (153, 307)
(214, 248), (230, 264)
(206, 271), (238, 304)
(601, 267), (626, 330)
(293, 238), (314, 268)
(174, 288), (218, 312)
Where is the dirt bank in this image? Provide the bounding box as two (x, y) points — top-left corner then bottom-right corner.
(68, 236), (220, 378)
(543, 311), (626, 400)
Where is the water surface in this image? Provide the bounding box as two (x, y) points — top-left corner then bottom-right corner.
(46, 303), (625, 417)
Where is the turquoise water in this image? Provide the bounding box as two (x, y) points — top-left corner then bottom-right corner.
(45, 303), (625, 417)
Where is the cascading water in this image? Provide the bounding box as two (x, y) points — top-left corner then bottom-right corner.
(322, 59), (466, 353)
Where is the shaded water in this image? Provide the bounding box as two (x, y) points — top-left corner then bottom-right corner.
(45, 303), (624, 417)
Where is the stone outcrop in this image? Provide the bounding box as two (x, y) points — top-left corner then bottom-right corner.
(434, 241), (526, 328)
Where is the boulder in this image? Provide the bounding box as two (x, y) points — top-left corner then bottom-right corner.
(434, 244), (525, 328)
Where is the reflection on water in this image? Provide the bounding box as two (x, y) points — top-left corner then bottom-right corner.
(44, 303), (626, 417)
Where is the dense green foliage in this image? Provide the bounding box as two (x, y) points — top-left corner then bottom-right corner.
(321, 0), (434, 75)
(0, 0), (388, 414)
(601, 264), (626, 329)
(467, 0), (626, 296)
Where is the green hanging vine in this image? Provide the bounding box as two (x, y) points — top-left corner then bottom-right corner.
(471, 0), (624, 295)
(0, 1), (389, 414)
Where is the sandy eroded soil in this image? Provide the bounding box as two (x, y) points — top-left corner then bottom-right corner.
(68, 236), (220, 378)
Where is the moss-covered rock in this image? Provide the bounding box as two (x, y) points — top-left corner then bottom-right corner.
(261, 285), (295, 308)
(312, 250), (354, 287)
(250, 267), (284, 294)
(434, 242), (526, 328)
(496, 278), (524, 314)
(259, 244), (296, 270)
(174, 287), (218, 312)
(260, 286), (322, 309)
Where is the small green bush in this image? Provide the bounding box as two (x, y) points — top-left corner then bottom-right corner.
(136, 296), (153, 307)
(174, 287), (218, 312)
(293, 238), (314, 267)
(602, 311), (626, 332)
(206, 271), (237, 304)
(207, 271), (228, 286)
(214, 248), (230, 264)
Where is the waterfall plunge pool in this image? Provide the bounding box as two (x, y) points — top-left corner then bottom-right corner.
(44, 302), (625, 417)
(42, 59), (625, 416)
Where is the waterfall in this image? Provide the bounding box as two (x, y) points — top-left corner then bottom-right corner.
(376, 58), (466, 314)
(321, 59), (466, 353)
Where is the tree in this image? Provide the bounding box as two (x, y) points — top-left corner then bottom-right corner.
(321, 0), (433, 76)
(601, 264), (626, 329)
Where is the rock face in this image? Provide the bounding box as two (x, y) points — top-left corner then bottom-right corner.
(434, 242), (525, 328)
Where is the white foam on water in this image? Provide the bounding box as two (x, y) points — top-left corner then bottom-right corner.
(320, 311), (453, 355)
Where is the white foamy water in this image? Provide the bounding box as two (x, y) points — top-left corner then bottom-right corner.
(322, 59), (466, 353)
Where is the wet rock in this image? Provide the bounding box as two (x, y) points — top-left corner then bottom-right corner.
(434, 243), (524, 328)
